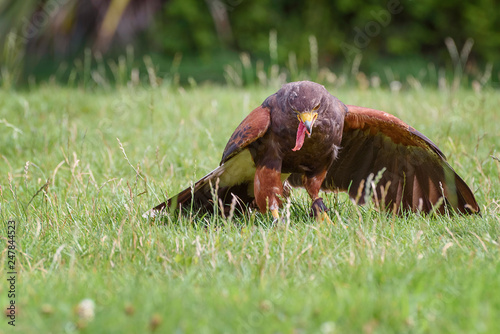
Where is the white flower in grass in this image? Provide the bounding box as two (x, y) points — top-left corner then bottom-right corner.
(76, 298), (95, 321)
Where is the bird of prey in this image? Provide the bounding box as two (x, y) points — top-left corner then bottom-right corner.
(145, 81), (479, 221)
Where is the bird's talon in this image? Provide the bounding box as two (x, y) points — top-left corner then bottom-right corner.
(270, 208), (281, 223)
(317, 211), (334, 224)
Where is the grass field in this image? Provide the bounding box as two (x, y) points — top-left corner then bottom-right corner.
(1, 82), (500, 333)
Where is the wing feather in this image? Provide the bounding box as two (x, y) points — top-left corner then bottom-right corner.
(221, 105), (271, 163)
(313, 105), (479, 214)
(145, 106), (270, 218)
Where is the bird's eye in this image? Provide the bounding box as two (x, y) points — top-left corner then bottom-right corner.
(312, 104), (320, 111)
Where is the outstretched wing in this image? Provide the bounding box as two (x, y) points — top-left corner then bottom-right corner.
(144, 105), (271, 218)
(322, 105), (479, 214)
(221, 105), (271, 163)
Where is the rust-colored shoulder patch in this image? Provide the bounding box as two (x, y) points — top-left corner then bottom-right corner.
(221, 105), (271, 163)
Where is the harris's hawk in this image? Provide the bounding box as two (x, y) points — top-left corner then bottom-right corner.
(145, 81), (479, 220)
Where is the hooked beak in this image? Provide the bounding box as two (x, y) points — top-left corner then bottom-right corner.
(297, 111), (318, 136)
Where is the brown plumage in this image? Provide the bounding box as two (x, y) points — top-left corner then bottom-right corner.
(144, 81), (479, 219)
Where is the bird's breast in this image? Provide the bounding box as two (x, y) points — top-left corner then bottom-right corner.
(280, 124), (340, 174)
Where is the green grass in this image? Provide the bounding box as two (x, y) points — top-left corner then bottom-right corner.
(1, 83), (500, 333)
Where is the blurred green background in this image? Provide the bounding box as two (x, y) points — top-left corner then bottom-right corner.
(1, 0), (499, 87)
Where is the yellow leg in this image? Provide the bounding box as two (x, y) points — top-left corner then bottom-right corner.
(271, 209), (280, 220)
(317, 211), (334, 225)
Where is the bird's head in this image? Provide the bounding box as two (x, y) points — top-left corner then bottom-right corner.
(282, 81), (326, 151)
